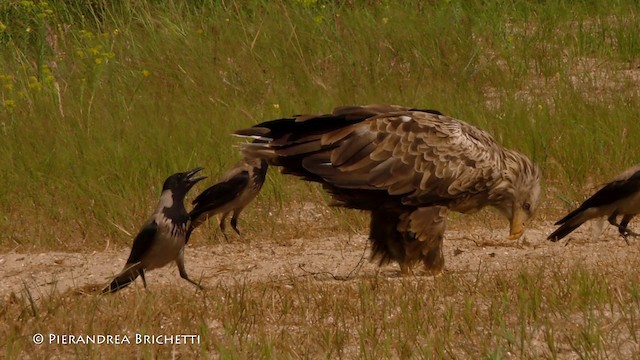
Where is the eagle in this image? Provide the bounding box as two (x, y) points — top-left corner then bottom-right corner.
(548, 164), (640, 242)
(235, 104), (541, 274)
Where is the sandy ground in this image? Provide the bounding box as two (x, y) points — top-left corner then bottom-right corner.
(2, 218), (639, 299)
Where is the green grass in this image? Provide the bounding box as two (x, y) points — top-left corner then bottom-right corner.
(1, 0), (640, 250)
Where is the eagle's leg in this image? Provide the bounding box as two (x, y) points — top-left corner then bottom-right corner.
(398, 207), (447, 276)
(399, 263), (412, 276)
(422, 237), (445, 275)
(140, 269), (147, 289)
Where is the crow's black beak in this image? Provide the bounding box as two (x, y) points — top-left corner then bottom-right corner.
(185, 167), (206, 185)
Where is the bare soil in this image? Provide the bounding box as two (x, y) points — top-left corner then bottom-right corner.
(2, 218), (638, 299)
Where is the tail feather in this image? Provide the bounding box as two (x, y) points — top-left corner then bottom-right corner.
(547, 222), (584, 242)
(554, 205), (587, 225)
(102, 264), (141, 294)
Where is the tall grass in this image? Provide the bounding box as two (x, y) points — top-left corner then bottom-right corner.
(1, 0), (640, 250)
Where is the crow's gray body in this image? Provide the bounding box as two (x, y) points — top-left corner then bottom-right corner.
(103, 168), (205, 293)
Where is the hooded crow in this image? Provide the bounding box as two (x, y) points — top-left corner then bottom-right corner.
(102, 167), (206, 293)
(188, 158), (268, 240)
(548, 164), (640, 242)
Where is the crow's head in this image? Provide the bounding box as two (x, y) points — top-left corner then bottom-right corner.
(162, 167), (207, 197)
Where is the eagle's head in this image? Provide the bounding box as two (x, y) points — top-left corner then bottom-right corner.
(491, 150), (541, 240)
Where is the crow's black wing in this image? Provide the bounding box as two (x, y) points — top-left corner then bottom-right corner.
(190, 171), (250, 222)
(125, 220), (158, 265)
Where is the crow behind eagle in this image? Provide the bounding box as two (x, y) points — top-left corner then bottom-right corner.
(235, 104), (541, 274)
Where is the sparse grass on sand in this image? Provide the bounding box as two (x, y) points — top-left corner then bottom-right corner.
(3, 251), (640, 359)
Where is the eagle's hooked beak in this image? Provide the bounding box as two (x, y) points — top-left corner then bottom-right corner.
(509, 207), (526, 240)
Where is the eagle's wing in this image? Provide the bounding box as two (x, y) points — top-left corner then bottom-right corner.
(289, 111), (505, 206)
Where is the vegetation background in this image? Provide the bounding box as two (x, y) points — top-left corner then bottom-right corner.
(1, 0), (640, 358)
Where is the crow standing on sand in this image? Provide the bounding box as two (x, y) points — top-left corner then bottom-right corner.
(102, 168), (206, 294)
(235, 104), (541, 275)
(188, 158), (268, 240)
(548, 164), (640, 242)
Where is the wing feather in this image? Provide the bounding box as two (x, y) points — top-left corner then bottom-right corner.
(238, 107), (505, 208)
(126, 221), (158, 266)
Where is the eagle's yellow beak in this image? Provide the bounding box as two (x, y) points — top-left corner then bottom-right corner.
(509, 207), (526, 240)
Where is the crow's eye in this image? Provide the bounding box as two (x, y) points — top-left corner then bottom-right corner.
(523, 202), (531, 211)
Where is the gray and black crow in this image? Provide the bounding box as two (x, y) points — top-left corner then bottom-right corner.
(188, 158), (268, 240)
(102, 167), (206, 294)
(548, 164), (640, 242)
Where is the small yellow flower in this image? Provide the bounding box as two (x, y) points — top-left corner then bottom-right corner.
(272, 103), (280, 109)
(4, 83), (14, 91)
(75, 49), (85, 58)
(382, 17), (389, 24)
(88, 46), (101, 56)
(141, 69), (150, 77)
(3, 99), (16, 108)
(80, 30), (95, 40)
(28, 81), (42, 92)
(94, 58), (103, 65)
(26, 27), (32, 33)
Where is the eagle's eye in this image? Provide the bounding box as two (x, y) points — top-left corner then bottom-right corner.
(523, 202), (531, 211)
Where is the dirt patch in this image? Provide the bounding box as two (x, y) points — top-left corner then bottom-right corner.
(1, 219), (637, 299)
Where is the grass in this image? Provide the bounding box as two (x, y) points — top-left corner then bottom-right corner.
(2, 259), (640, 358)
(1, 0), (639, 250)
(2, 0), (640, 358)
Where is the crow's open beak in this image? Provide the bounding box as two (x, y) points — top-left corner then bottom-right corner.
(185, 167), (207, 185)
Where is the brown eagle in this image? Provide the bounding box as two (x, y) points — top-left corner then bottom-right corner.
(235, 104), (541, 274)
